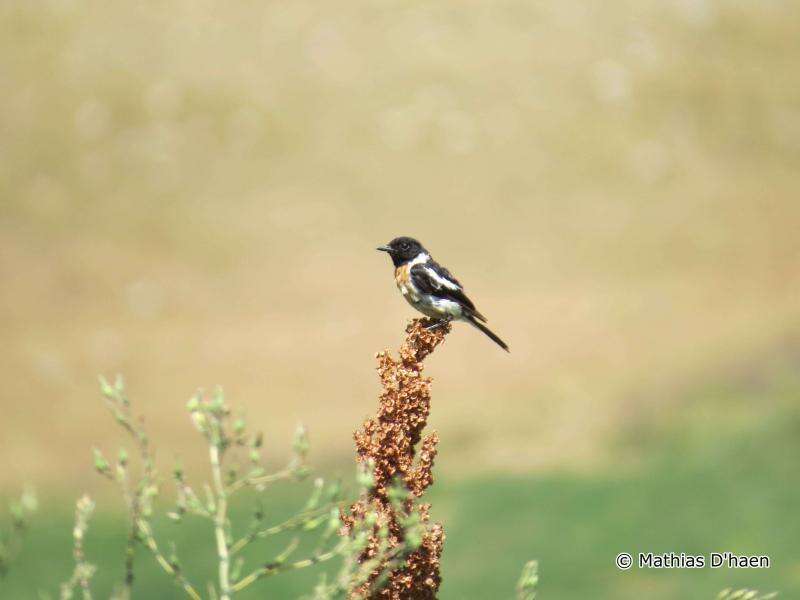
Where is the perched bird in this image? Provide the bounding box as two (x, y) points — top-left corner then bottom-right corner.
(377, 236), (509, 352)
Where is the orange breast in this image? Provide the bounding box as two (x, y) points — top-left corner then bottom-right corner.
(394, 264), (417, 300)
(394, 264), (410, 287)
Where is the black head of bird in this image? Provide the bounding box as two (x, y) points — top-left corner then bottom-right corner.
(376, 236), (427, 267)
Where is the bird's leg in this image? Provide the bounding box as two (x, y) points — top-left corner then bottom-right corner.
(425, 317), (451, 331)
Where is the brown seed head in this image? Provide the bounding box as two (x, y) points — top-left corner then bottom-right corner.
(343, 318), (450, 599)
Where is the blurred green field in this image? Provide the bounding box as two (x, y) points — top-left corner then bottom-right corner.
(4, 357), (800, 598)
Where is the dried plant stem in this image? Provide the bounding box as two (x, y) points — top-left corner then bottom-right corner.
(122, 509), (136, 596)
(231, 542), (342, 593)
(97, 376), (204, 598)
(93, 377), (395, 600)
(136, 518), (202, 600)
(343, 318), (450, 599)
(60, 495), (97, 600)
(117, 468), (139, 599)
(229, 505), (333, 555)
(209, 443), (232, 600)
(75, 536), (92, 599)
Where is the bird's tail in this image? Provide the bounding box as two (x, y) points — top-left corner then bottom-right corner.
(465, 314), (509, 352)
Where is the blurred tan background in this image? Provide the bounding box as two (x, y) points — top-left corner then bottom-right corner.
(2, 0), (799, 494)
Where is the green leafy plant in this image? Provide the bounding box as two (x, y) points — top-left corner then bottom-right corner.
(82, 375), (421, 599)
(46, 323), (546, 598)
(717, 588), (778, 600)
(516, 560), (539, 600)
(0, 488), (37, 578)
(59, 495), (96, 600)
(54, 323), (548, 599)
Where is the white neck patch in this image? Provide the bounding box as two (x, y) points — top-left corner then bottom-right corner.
(408, 253), (430, 267)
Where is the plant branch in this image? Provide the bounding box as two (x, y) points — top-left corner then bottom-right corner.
(231, 541), (343, 593)
(209, 443), (231, 600)
(135, 518), (202, 600)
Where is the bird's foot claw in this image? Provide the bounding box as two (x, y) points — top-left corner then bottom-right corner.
(425, 318), (451, 332)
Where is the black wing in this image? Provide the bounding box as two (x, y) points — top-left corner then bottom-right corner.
(409, 261), (487, 322)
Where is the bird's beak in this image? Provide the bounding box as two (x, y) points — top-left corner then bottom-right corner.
(376, 245), (391, 252)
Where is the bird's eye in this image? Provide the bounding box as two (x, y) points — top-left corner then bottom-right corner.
(401, 242), (409, 250)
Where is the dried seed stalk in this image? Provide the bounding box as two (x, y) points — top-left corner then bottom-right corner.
(343, 318), (450, 599)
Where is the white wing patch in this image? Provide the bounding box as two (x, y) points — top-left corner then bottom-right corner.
(424, 266), (461, 290)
